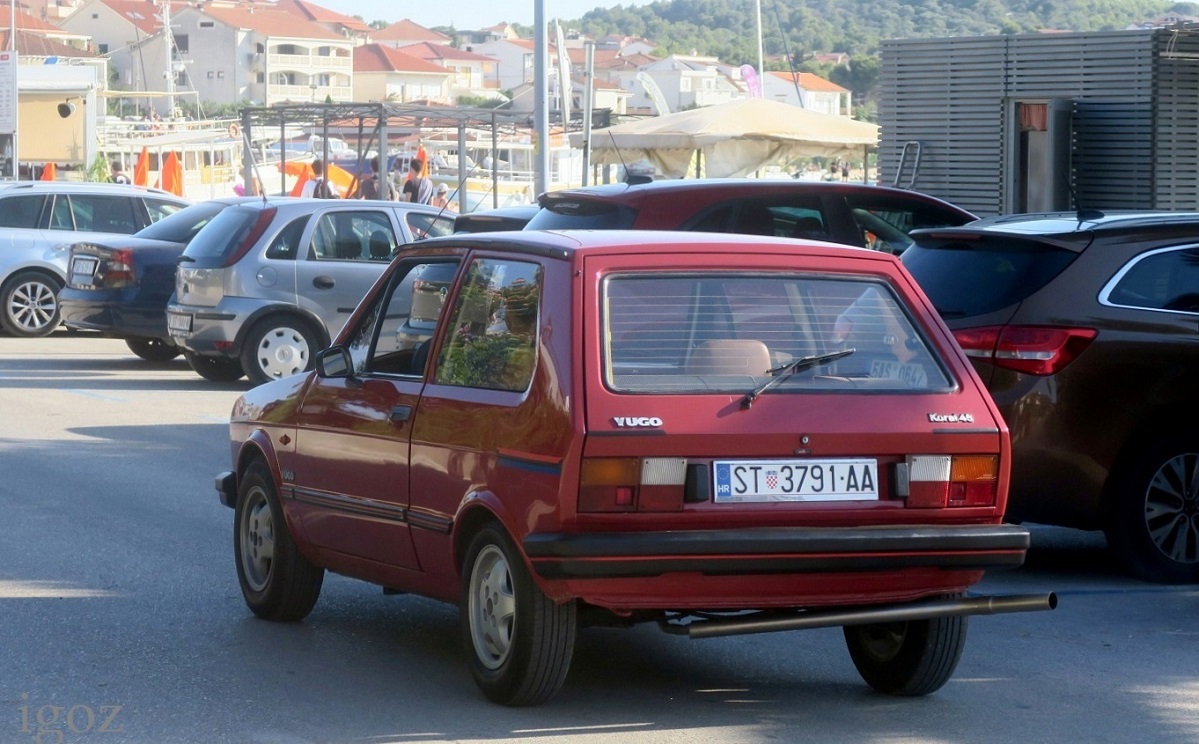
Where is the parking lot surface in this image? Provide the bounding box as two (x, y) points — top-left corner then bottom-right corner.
(1, 333), (1196, 743)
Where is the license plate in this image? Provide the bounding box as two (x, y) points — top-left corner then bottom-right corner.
(70, 257), (97, 285)
(167, 313), (192, 333)
(714, 458), (879, 503)
(870, 359), (927, 388)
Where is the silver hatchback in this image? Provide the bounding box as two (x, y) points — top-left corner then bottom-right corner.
(167, 197), (455, 384)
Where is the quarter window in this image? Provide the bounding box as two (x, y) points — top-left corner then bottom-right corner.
(1106, 246), (1199, 313)
(0, 195), (45, 228)
(434, 259), (541, 392)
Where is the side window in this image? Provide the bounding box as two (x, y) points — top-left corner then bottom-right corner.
(265, 216), (308, 260)
(847, 198), (970, 254)
(406, 212), (455, 240)
(310, 210), (394, 260)
(434, 258), (541, 392)
(345, 259), (461, 376)
(1107, 247), (1199, 313)
(145, 198), (185, 224)
(0, 195), (45, 228)
(59, 196), (139, 233)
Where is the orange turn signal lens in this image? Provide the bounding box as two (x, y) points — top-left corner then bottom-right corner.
(949, 455), (999, 482)
(580, 458), (641, 487)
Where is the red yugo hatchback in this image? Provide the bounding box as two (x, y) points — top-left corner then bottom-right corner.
(217, 230), (1053, 706)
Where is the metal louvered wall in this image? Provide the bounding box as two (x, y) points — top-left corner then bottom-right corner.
(880, 29), (1199, 217)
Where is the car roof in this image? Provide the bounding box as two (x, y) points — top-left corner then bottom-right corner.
(0, 181), (186, 199)
(538, 178), (969, 208)
(227, 196), (448, 214)
(414, 228), (900, 263)
(911, 210), (1199, 250)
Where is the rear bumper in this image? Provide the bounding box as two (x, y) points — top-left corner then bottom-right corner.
(523, 524), (1029, 579)
(59, 296), (169, 338)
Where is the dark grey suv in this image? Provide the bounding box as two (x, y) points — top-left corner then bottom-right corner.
(903, 211), (1199, 583)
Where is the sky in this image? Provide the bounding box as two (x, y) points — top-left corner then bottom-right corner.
(311, 0), (657, 30)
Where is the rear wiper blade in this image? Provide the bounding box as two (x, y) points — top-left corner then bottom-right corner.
(177, 255), (196, 264)
(740, 348), (855, 409)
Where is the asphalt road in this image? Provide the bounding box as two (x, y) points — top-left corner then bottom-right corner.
(2, 333), (1197, 744)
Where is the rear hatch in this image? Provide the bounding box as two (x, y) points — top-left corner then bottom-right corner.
(579, 247), (1010, 527)
(175, 204), (277, 308)
(901, 231), (1083, 385)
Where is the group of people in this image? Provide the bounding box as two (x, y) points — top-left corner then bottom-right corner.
(302, 156), (454, 210)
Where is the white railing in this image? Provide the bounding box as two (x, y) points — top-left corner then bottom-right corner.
(268, 53), (352, 71)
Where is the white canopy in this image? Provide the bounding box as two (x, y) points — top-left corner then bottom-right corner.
(573, 98), (879, 179)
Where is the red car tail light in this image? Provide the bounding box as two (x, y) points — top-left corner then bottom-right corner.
(953, 325), (1096, 376)
(578, 457), (686, 513)
(222, 208), (277, 267)
(99, 248), (136, 288)
(904, 455), (999, 508)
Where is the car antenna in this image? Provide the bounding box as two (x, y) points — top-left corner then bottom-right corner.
(608, 131), (652, 185)
(1066, 177), (1103, 224)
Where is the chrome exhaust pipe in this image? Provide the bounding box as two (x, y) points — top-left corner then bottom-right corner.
(686, 593), (1057, 640)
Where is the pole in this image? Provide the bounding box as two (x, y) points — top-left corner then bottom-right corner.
(162, 0), (174, 118)
(581, 41), (594, 187)
(533, 0), (549, 196)
(755, 0), (764, 83)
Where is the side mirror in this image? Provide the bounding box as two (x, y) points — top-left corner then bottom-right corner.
(315, 346), (353, 379)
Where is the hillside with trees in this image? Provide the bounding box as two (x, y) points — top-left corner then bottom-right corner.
(558, 0), (1193, 116)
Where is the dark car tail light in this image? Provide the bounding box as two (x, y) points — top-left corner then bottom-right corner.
(99, 248), (136, 288)
(953, 325), (1097, 376)
(222, 207), (276, 268)
(903, 455), (999, 508)
(578, 457), (686, 513)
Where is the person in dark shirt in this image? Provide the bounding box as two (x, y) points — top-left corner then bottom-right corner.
(110, 160), (131, 185)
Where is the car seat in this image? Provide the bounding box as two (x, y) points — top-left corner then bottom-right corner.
(735, 204), (777, 236)
(792, 216), (827, 240)
(369, 230), (392, 259)
(686, 339), (772, 376)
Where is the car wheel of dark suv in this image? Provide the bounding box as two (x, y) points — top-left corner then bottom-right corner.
(1107, 436), (1199, 584)
(2, 270), (62, 337)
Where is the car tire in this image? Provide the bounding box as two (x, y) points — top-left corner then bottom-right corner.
(1, 270), (62, 337)
(183, 351), (245, 382)
(460, 524), (577, 706)
(1106, 435), (1199, 584)
(843, 608), (967, 696)
(125, 337), (181, 362)
(234, 460), (324, 621)
(240, 316), (321, 386)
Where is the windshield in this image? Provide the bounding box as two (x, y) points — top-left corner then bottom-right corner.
(603, 274), (952, 394)
(135, 200), (230, 243)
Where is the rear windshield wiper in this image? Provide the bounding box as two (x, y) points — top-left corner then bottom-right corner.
(741, 348), (855, 409)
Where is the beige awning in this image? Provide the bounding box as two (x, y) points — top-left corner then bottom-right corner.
(574, 98), (879, 178)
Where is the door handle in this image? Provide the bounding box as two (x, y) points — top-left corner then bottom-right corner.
(313, 276), (335, 290)
(390, 405), (412, 422)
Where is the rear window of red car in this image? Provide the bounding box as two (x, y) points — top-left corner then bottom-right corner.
(603, 273), (952, 393)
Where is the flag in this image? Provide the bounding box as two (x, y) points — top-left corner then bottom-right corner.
(161, 151), (184, 196)
(324, 162), (354, 197)
(133, 147), (150, 186)
(416, 144), (428, 177)
(40, 163), (56, 181)
(280, 160), (315, 196)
